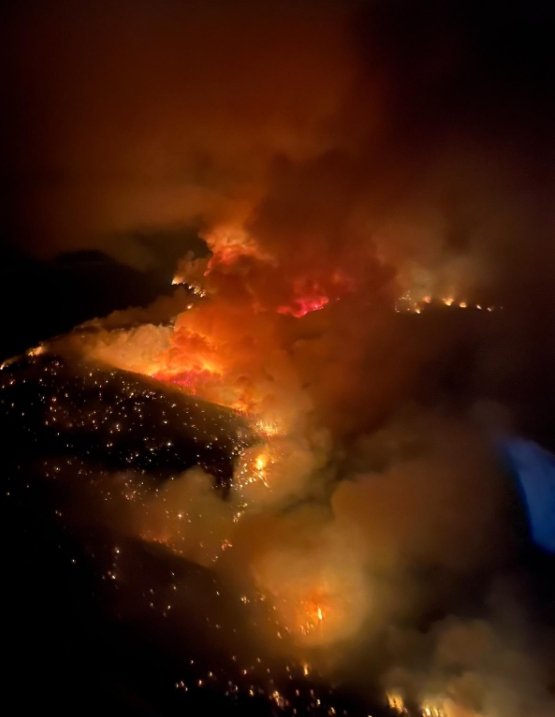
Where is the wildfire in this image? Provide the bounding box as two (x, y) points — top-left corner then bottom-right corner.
(297, 595), (327, 635)
(277, 294), (329, 318)
(47, 223), (507, 713)
(395, 293), (497, 314)
(422, 706), (447, 717)
(254, 419), (285, 438)
(235, 446), (280, 493)
(203, 225), (275, 272)
(171, 278), (207, 298)
(387, 693), (407, 714)
(250, 543), (370, 647)
(276, 273), (352, 318)
(68, 224), (367, 438)
(150, 367), (218, 391)
(27, 344), (45, 357)
(385, 693), (477, 717)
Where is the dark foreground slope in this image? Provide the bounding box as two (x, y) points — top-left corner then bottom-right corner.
(0, 353), (391, 717)
(0, 353), (252, 483)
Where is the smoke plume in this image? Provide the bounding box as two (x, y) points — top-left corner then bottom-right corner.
(3, 0), (555, 714)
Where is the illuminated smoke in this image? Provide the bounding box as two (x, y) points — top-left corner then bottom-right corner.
(3, 0), (555, 714)
(32, 213), (553, 714)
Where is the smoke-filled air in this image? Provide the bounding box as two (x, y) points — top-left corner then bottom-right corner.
(2, 1), (555, 716)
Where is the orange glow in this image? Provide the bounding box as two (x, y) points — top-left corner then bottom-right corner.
(235, 445), (284, 493)
(203, 225), (274, 273)
(74, 225), (365, 431)
(254, 419), (285, 438)
(396, 294), (495, 315)
(387, 693), (406, 713)
(296, 592), (331, 636)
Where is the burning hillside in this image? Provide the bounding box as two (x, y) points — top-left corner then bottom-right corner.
(2, 0), (555, 715)
(3, 220), (554, 717)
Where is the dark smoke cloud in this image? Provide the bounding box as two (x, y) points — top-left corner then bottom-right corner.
(2, 0), (553, 292)
(1, 0), (356, 265)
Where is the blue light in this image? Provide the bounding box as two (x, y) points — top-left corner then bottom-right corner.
(501, 437), (555, 553)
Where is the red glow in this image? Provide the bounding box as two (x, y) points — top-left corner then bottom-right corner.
(277, 295), (330, 318)
(151, 368), (216, 392)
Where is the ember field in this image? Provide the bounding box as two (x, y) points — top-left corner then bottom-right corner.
(1, 353), (391, 717)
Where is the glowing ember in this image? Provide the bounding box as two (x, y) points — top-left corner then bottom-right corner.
(235, 447), (277, 491)
(171, 279), (207, 298)
(26, 344), (45, 357)
(396, 294), (498, 315)
(422, 706), (447, 717)
(254, 419), (285, 438)
(297, 596), (327, 635)
(387, 693), (407, 713)
(277, 294), (329, 318)
(151, 367), (217, 391)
